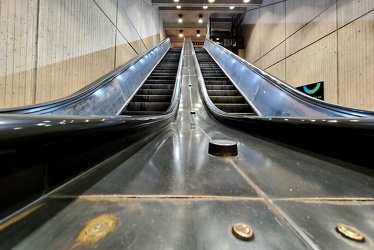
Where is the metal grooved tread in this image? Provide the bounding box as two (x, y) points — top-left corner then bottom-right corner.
(121, 48), (181, 115)
(195, 49), (256, 115)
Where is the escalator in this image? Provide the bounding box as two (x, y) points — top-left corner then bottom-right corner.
(0, 39), (373, 250)
(192, 40), (374, 169)
(0, 39), (183, 219)
(121, 49), (181, 115)
(195, 49), (255, 115)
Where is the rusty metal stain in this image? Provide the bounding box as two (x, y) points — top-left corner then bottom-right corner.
(0, 204), (44, 231)
(76, 214), (117, 245)
(50, 194), (264, 202)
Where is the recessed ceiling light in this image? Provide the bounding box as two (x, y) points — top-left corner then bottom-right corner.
(229, 6), (235, 9)
(176, 5), (181, 9)
(208, 0), (215, 3)
(244, 0), (251, 3)
(174, 0), (179, 2)
(203, 6), (208, 9)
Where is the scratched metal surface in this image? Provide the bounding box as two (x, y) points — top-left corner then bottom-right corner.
(0, 42), (373, 250)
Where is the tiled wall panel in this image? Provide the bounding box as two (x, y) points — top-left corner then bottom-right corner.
(286, 0), (336, 37)
(239, 9), (260, 63)
(286, 33), (338, 104)
(286, 3), (336, 56)
(259, 1), (285, 60)
(338, 11), (374, 110)
(240, 0), (373, 110)
(36, 0), (116, 104)
(0, 0), (162, 108)
(0, 0), (38, 107)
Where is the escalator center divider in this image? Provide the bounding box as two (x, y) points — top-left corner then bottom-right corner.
(121, 48), (182, 115)
(195, 49), (255, 115)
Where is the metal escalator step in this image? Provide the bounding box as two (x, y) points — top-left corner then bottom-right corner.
(132, 95), (172, 102)
(207, 90), (240, 96)
(142, 84), (175, 89)
(144, 79), (175, 84)
(209, 96), (246, 103)
(147, 76), (176, 80)
(205, 85), (236, 90)
(203, 77), (229, 82)
(126, 102), (171, 111)
(155, 64), (178, 68)
(204, 80), (232, 85)
(155, 65), (178, 68)
(202, 73), (227, 77)
(121, 110), (166, 116)
(199, 65), (219, 69)
(152, 70), (178, 75)
(138, 89), (174, 95)
(214, 104), (254, 113)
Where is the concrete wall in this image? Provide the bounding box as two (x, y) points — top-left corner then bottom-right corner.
(0, 0), (163, 108)
(239, 0), (374, 111)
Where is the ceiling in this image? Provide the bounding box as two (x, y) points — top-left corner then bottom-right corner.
(151, 0), (263, 48)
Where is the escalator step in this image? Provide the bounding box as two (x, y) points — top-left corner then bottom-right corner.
(209, 96), (246, 104)
(138, 89), (174, 95)
(121, 110), (166, 116)
(203, 77), (230, 82)
(142, 84), (175, 89)
(147, 76), (176, 80)
(202, 73), (227, 77)
(151, 71), (178, 76)
(204, 81), (232, 85)
(210, 95), (246, 104)
(207, 90), (240, 96)
(132, 95), (172, 102)
(126, 102), (171, 111)
(205, 85), (237, 90)
(144, 79), (176, 84)
(214, 104), (255, 114)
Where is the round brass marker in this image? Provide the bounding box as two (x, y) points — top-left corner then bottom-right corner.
(232, 223), (254, 241)
(77, 214), (117, 245)
(336, 223), (365, 242)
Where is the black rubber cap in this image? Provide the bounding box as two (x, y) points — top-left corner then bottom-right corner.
(208, 139), (238, 156)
